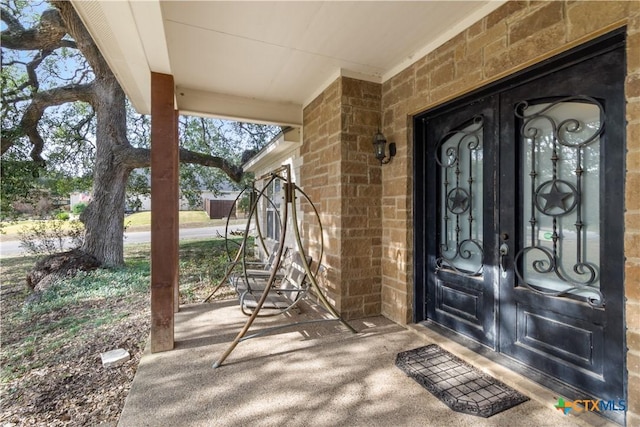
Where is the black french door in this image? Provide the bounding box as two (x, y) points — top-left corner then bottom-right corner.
(420, 96), (499, 349)
(414, 33), (626, 410)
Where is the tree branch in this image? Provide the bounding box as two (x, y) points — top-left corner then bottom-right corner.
(179, 148), (243, 182)
(26, 49), (54, 91)
(0, 6), (25, 33)
(112, 146), (244, 183)
(1, 83), (95, 161)
(1, 7), (75, 51)
(51, 1), (109, 77)
(72, 111), (95, 135)
(2, 49), (54, 101)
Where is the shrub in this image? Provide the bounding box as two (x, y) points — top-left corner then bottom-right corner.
(18, 220), (85, 256)
(55, 212), (70, 221)
(72, 203), (88, 215)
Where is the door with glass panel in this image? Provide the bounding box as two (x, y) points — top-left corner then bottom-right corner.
(498, 45), (625, 401)
(421, 96), (498, 348)
(415, 40), (625, 404)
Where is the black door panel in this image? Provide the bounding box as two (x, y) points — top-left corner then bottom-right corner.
(422, 96), (498, 349)
(499, 45), (625, 401)
(414, 33), (626, 414)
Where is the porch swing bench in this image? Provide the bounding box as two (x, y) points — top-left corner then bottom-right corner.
(227, 243), (289, 290)
(235, 251), (312, 316)
(211, 164), (357, 368)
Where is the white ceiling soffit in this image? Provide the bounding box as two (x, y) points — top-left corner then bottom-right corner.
(72, 1), (506, 125)
(71, 0), (170, 115)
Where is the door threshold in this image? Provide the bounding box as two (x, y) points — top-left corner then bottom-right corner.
(408, 321), (623, 426)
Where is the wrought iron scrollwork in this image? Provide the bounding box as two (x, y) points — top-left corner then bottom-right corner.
(436, 115), (484, 277)
(514, 96), (604, 307)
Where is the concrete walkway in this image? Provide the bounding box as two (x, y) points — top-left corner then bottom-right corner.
(118, 300), (615, 427)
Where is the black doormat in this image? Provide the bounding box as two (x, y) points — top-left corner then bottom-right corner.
(395, 345), (529, 417)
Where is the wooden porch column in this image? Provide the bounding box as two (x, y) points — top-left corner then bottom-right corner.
(150, 72), (179, 352)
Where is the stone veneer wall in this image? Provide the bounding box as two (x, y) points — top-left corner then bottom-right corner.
(301, 77), (382, 319)
(377, 1), (640, 424)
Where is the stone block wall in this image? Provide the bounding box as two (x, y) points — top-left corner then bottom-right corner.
(298, 1), (639, 421)
(378, 1), (639, 424)
(300, 79), (342, 303)
(301, 77), (383, 319)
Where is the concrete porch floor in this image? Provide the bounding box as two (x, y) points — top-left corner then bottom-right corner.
(118, 299), (616, 427)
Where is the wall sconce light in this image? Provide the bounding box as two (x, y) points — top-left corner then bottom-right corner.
(373, 130), (396, 164)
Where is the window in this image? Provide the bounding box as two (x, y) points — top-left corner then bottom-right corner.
(265, 178), (281, 240)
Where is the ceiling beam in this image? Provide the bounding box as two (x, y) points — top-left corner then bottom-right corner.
(176, 87), (302, 126)
(129, 1), (171, 75)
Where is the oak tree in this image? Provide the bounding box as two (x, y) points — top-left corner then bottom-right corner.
(1, 1), (276, 267)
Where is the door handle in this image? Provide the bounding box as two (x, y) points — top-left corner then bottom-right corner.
(499, 243), (509, 275)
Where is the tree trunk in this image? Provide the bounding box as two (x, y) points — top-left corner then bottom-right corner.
(4, 3), (248, 269)
(80, 77), (130, 267)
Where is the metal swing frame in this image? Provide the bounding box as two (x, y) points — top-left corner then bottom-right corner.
(212, 164), (356, 368)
